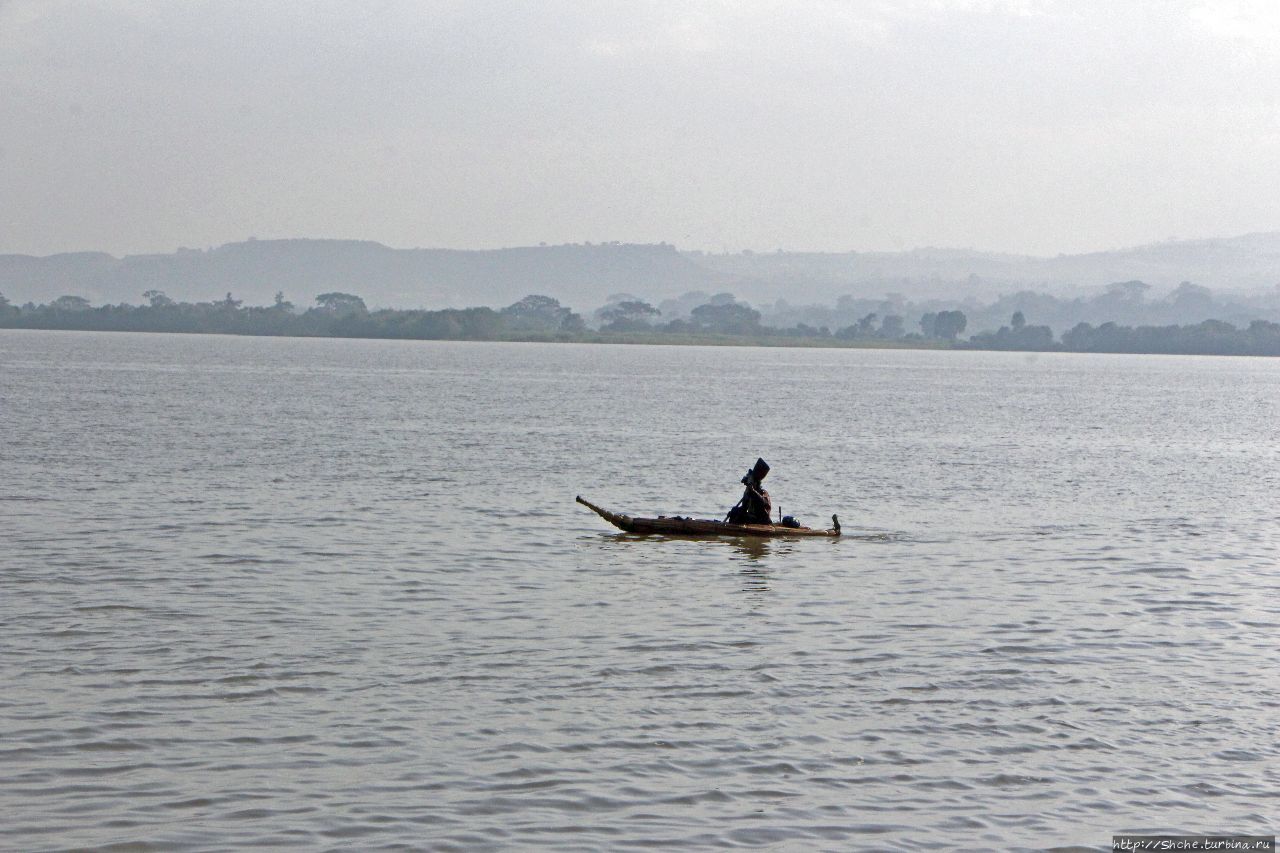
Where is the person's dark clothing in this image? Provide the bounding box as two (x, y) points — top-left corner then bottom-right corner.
(727, 482), (772, 525)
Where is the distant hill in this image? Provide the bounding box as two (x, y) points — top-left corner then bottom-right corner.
(3, 233), (1280, 310)
(0, 240), (733, 310)
(692, 232), (1280, 303)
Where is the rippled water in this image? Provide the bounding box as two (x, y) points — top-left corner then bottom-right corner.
(3, 330), (1278, 851)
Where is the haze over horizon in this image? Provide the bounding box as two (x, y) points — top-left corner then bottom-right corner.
(4, 1), (1280, 258)
(10, 229), (1280, 263)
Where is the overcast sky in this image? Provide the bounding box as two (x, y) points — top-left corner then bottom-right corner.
(2, 0), (1279, 257)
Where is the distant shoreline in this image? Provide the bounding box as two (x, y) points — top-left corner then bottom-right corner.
(0, 323), (947, 350)
(7, 290), (1280, 357)
(8, 323), (1280, 358)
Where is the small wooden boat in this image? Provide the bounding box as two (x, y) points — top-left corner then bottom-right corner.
(577, 496), (841, 538)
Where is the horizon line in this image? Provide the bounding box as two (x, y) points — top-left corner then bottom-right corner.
(5, 229), (1280, 262)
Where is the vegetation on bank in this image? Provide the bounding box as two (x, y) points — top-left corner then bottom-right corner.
(0, 291), (962, 346)
(5, 290), (1280, 357)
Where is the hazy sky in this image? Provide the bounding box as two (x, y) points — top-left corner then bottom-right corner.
(3, 0), (1279, 257)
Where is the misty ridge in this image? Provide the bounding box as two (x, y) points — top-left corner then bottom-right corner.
(5, 232), (1280, 345)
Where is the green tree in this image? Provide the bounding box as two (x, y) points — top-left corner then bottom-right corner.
(50, 295), (92, 312)
(968, 313), (1055, 350)
(597, 300), (660, 332)
(1106, 280), (1150, 302)
(501, 294), (583, 333)
(688, 301), (762, 335)
(314, 292), (367, 315)
(933, 310), (967, 340)
(879, 315), (905, 338)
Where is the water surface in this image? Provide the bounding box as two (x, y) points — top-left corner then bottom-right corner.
(2, 331), (1278, 850)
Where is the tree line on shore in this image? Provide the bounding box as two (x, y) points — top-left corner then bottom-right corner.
(5, 289), (1280, 356)
(758, 279), (1280, 337)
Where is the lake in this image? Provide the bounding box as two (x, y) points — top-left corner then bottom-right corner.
(2, 330), (1278, 850)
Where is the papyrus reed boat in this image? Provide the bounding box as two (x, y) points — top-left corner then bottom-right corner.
(576, 496), (841, 538)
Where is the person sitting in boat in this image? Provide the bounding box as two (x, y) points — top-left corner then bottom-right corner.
(726, 458), (772, 525)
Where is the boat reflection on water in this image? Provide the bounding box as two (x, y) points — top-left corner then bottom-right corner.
(738, 564), (771, 594)
(589, 532), (828, 597)
(598, 533), (780, 560)
(728, 536), (771, 561)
